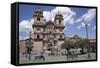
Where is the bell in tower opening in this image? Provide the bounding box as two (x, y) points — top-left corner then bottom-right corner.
(33, 8), (44, 24)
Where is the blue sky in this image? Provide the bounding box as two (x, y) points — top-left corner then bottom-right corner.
(19, 4), (96, 40)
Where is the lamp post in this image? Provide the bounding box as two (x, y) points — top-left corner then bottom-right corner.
(26, 31), (33, 60)
(85, 24), (90, 58)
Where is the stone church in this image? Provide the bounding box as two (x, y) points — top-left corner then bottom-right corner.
(19, 9), (65, 54)
(31, 9), (65, 52)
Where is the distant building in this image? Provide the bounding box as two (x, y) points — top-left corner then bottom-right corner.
(65, 35), (96, 47)
(65, 35), (81, 43)
(19, 40), (26, 55)
(89, 39), (96, 43)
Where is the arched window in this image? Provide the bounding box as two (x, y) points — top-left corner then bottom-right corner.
(37, 17), (40, 21)
(37, 35), (40, 39)
(59, 20), (61, 24)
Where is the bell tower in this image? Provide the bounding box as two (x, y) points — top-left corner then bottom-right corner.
(33, 8), (44, 24)
(54, 12), (63, 25)
(32, 9), (45, 52)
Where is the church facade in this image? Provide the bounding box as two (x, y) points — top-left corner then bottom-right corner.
(32, 9), (65, 52)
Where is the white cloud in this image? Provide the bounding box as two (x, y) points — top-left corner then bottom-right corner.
(66, 17), (75, 25)
(76, 9), (96, 30)
(19, 7), (76, 40)
(75, 18), (82, 23)
(77, 22), (85, 29)
(19, 36), (30, 40)
(19, 18), (34, 32)
(43, 7), (76, 31)
(76, 9), (96, 24)
(64, 27), (68, 31)
(77, 22), (91, 29)
(19, 36), (24, 40)
(43, 7), (76, 26)
(51, 7), (76, 26)
(19, 18), (34, 40)
(82, 9), (96, 23)
(43, 11), (51, 21)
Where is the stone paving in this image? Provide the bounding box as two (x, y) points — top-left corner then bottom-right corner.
(19, 53), (96, 64)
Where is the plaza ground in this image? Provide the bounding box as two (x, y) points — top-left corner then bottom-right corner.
(19, 53), (96, 64)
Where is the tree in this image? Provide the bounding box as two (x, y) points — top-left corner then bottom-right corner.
(76, 39), (89, 54)
(61, 40), (71, 50)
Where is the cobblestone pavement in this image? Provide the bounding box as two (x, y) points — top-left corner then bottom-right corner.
(19, 53), (96, 64)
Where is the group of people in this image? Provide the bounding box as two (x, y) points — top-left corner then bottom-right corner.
(24, 47), (85, 61)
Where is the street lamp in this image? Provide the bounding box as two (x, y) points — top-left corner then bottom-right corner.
(85, 24), (90, 58)
(26, 31), (33, 60)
